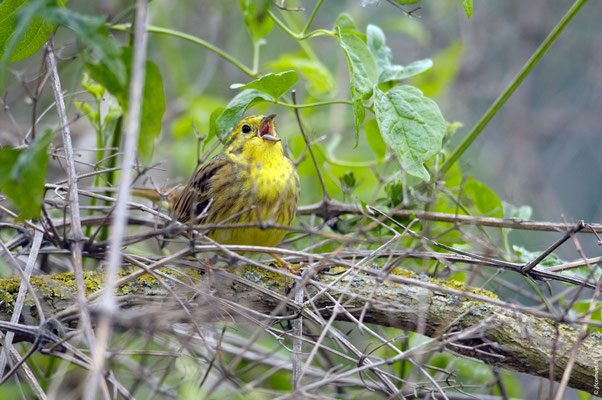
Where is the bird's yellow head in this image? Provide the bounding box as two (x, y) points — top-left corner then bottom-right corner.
(222, 114), (283, 162)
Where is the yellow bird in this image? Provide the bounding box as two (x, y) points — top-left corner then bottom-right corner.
(165, 114), (300, 269)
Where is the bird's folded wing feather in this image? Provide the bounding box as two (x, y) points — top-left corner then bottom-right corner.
(172, 154), (235, 223)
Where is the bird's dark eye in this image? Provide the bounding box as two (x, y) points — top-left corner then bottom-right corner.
(241, 124), (252, 134)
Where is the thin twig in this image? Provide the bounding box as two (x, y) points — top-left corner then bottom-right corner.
(291, 270), (306, 395)
(85, 0), (149, 398)
(291, 90), (329, 200)
(298, 200), (602, 233)
(521, 221), (585, 272)
(0, 227), (44, 374)
(44, 40), (96, 350)
(0, 331), (47, 399)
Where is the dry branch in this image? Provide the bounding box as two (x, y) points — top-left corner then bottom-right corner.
(0, 265), (599, 395)
(298, 199), (602, 234)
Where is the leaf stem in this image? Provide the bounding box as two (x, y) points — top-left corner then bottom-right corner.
(252, 39), (261, 75)
(268, 9), (297, 37)
(301, 0), (325, 35)
(274, 99), (353, 108)
(110, 24), (258, 78)
(85, 100), (104, 238)
(440, 0), (588, 176)
(267, 9), (333, 40)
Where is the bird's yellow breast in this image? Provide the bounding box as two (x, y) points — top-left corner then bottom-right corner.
(213, 138), (299, 247)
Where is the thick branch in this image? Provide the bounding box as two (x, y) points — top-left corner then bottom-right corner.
(0, 267), (599, 395)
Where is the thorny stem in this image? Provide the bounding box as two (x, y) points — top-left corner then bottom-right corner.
(440, 0), (589, 175)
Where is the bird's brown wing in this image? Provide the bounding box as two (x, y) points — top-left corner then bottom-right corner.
(171, 154), (234, 224)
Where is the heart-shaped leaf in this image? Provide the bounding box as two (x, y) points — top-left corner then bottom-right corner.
(337, 29), (377, 143)
(85, 47), (165, 161)
(231, 70), (299, 101)
(216, 89), (272, 137)
(367, 24), (432, 84)
(373, 85), (445, 181)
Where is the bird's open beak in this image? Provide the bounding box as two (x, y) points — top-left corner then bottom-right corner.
(259, 114), (280, 142)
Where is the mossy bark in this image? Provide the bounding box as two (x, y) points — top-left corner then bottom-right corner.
(0, 266), (599, 395)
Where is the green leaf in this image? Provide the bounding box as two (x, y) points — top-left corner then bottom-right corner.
(373, 86), (445, 181)
(231, 70), (299, 101)
(563, 267), (602, 286)
(462, 176), (503, 218)
(445, 121), (464, 138)
(334, 13), (356, 32)
(0, 0), (52, 63)
(239, 0), (273, 42)
(266, 53), (335, 96)
(216, 89), (272, 137)
(138, 59), (166, 160)
(573, 301), (602, 321)
(86, 61), (125, 103)
(338, 31), (377, 97)
(453, 358), (493, 386)
(337, 29), (377, 142)
(339, 171), (356, 192)
(81, 73), (105, 100)
(386, 181), (404, 208)
(494, 371), (524, 399)
(0, 129), (53, 219)
(208, 106), (225, 146)
(43, 6), (125, 85)
(367, 25), (432, 84)
(390, 59), (433, 81)
(462, 0), (473, 19)
(350, 85), (365, 147)
(513, 245), (565, 267)
(75, 101), (100, 132)
(503, 202), (532, 220)
(366, 25), (389, 78)
(85, 47), (165, 161)
(364, 118), (386, 160)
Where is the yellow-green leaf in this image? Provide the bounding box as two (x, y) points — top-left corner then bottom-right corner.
(0, 130), (54, 220)
(373, 86), (445, 181)
(231, 70), (299, 101)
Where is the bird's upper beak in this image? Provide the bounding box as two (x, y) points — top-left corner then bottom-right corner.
(259, 114), (280, 142)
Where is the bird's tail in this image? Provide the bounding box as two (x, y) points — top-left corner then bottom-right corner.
(131, 186), (184, 210)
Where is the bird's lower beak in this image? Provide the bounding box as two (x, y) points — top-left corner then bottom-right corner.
(259, 114), (280, 142)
